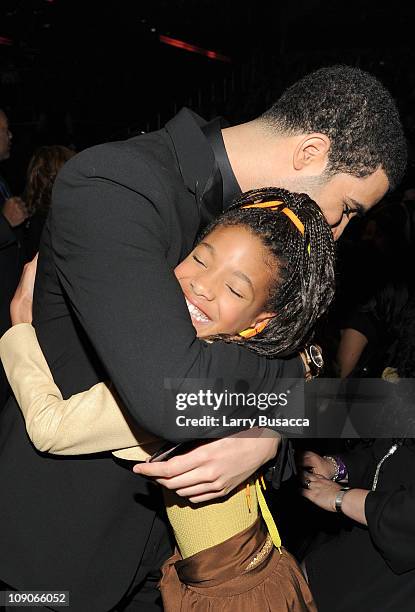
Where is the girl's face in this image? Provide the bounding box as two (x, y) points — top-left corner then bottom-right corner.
(174, 225), (277, 338)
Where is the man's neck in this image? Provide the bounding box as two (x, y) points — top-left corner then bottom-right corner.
(221, 120), (290, 192)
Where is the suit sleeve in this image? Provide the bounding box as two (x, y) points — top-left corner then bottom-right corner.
(0, 323), (160, 457)
(338, 446), (377, 489)
(50, 145), (303, 442)
(365, 486), (415, 574)
(0, 213), (15, 249)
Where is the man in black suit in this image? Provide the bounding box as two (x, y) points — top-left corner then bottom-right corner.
(0, 109), (27, 410)
(0, 66), (407, 611)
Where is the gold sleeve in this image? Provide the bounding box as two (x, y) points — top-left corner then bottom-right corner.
(0, 325), (265, 561)
(0, 324), (161, 459)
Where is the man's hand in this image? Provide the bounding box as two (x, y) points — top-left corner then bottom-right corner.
(133, 427), (280, 503)
(10, 253), (38, 325)
(297, 450), (336, 479)
(2, 196), (28, 227)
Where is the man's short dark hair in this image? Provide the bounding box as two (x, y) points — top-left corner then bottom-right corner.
(261, 65), (407, 190)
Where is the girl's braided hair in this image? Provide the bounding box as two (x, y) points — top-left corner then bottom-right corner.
(199, 187), (336, 357)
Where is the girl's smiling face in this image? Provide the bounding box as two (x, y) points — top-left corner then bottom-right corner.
(174, 225), (277, 338)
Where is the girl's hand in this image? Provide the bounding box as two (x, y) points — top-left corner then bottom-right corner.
(10, 253), (38, 325)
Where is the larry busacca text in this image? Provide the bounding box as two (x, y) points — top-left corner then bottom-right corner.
(176, 414), (310, 429)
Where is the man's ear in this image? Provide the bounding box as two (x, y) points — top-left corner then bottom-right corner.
(293, 133), (330, 172)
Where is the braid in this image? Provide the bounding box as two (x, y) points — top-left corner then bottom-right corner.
(199, 187), (335, 357)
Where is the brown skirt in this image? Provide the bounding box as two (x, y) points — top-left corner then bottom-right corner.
(159, 517), (317, 611)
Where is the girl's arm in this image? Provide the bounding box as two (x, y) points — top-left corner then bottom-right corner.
(337, 327), (368, 378)
(0, 323), (160, 458)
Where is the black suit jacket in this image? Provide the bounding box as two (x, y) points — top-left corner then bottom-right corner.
(0, 212), (22, 409)
(0, 109), (302, 610)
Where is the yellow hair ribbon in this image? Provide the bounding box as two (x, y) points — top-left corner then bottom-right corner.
(242, 200), (305, 236)
(238, 319), (268, 339)
(280, 207), (304, 235)
(241, 200), (284, 210)
(255, 476), (282, 553)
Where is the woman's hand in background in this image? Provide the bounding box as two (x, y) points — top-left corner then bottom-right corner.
(10, 253), (38, 325)
(300, 472), (342, 512)
(300, 471), (369, 525)
(297, 450), (337, 479)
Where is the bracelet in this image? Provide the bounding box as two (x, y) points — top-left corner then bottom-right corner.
(334, 456), (348, 481)
(334, 487), (351, 513)
(323, 455), (348, 482)
(323, 455), (339, 481)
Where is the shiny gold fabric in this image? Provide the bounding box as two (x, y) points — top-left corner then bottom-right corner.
(160, 518), (317, 611)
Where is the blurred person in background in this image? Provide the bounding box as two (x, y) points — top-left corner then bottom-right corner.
(0, 108), (27, 409)
(336, 189), (415, 379)
(299, 293), (415, 612)
(22, 145), (76, 261)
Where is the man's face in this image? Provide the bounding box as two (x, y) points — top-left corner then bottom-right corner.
(297, 167), (389, 240)
(0, 111), (12, 161)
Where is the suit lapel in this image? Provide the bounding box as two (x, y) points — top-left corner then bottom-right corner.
(165, 108), (223, 232)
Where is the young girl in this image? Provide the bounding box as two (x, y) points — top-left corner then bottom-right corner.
(0, 187), (335, 611)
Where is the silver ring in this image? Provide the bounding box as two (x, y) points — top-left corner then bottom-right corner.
(305, 478), (311, 489)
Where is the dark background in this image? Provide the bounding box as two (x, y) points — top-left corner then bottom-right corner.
(2, 0), (415, 564)
(1, 0), (415, 193)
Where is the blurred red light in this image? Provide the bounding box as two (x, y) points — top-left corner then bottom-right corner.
(159, 35), (231, 63)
